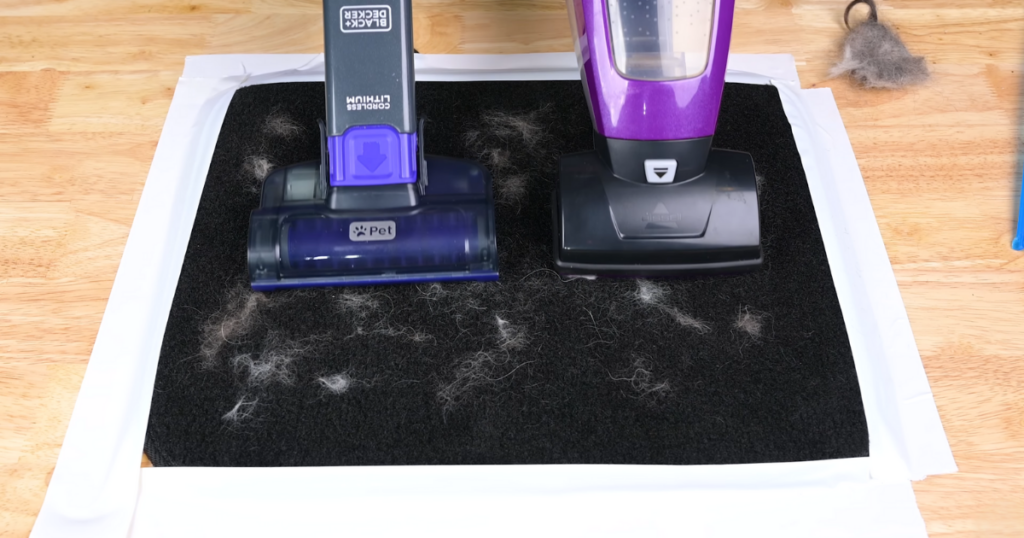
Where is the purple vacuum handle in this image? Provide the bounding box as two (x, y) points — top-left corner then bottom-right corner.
(568, 0), (734, 141)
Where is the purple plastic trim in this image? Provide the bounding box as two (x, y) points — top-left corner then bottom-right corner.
(251, 270), (499, 291)
(577, 0), (734, 141)
(329, 125), (418, 186)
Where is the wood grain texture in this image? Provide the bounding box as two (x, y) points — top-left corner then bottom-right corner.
(0, 0), (1021, 536)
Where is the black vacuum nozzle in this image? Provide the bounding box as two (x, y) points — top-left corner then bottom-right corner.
(554, 147), (762, 278)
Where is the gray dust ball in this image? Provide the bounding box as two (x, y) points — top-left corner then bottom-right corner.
(495, 315), (528, 351)
(243, 155), (275, 184)
(734, 306), (766, 339)
(318, 373), (353, 394)
(263, 112), (304, 138)
(230, 333), (311, 387)
(635, 279), (669, 305)
(480, 109), (550, 150)
(831, 0), (929, 89)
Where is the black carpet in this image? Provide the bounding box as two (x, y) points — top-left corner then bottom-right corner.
(144, 81), (869, 467)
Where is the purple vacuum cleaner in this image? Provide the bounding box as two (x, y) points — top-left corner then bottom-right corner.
(556, 0), (762, 277)
(247, 0), (498, 290)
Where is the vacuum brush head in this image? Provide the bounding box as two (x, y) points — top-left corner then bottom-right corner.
(554, 145), (762, 278)
(557, 0), (761, 279)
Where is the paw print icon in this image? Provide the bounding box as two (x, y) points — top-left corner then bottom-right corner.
(352, 225), (368, 237)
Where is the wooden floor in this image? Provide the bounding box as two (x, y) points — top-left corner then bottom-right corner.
(1, 0), (1021, 535)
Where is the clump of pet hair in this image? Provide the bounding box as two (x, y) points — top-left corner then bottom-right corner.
(635, 279), (669, 305)
(475, 146), (529, 208)
(199, 286), (271, 366)
(317, 373), (353, 394)
(230, 333), (312, 387)
(734, 306), (767, 339)
(495, 315), (528, 351)
(831, 0), (929, 89)
(633, 280), (712, 334)
(480, 108), (551, 152)
(462, 106), (553, 208)
(610, 357), (672, 401)
(346, 320), (435, 344)
(482, 147), (512, 171)
(416, 281), (486, 314)
(437, 350), (533, 413)
(580, 305), (621, 347)
(222, 396), (258, 422)
(436, 313), (536, 412)
(662, 307), (712, 334)
(495, 174), (529, 207)
(263, 112), (304, 139)
(419, 282), (447, 301)
(371, 324), (436, 344)
(339, 288), (434, 344)
(337, 289), (380, 318)
(417, 282), (456, 313)
(243, 155), (274, 182)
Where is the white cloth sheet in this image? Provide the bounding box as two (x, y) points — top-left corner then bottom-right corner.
(30, 53), (955, 538)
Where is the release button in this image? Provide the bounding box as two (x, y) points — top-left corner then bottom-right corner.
(644, 159), (678, 184)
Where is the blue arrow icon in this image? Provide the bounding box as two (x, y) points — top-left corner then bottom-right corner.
(357, 141), (387, 172)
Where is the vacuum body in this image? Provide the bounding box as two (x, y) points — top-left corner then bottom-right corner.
(248, 0), (498, 290)
(556, 0), (762, 277)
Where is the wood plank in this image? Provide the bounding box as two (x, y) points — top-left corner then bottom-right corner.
(49, 71), (178, 133)
(0, 71), (63, 133)
(0, 280), (115, 364)
(0, 202), (74, 279)
(0, 16), (212, 71)
(0, 133), (156, 203)
(0, 364), (87, 535)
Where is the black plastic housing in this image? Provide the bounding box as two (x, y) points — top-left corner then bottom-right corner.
(554, 148), (762, 277)
(324, 0), (416, 136)
(594, 133), (713, 184)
